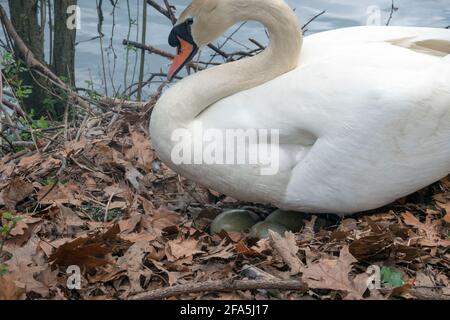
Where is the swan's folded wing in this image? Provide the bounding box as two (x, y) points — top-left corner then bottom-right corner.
(302, 26), (450, 65)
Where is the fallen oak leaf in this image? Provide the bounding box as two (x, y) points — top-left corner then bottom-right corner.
(7, 216), (43, 247)
(0, 178), (34, 210)
(0, 273), (26, 300)
(49, 236), (111, 271)
(200, 241), (235, 261)
(143, 207), (183, 234)
(402, 212), (450, 247)
(6, 264), (49, 297)
(234, 240), (262, 258)
(269, 230), (302, 275)
(349, 232), (393, 262)
(301, 246), (367, 299)
(55, 204), (84, 228)
(389, 280), (415, 299)
(117, 241), (153, 294)
(4, 236), (50, 297)
(37, 183), (82, 206)
(17, 153), (41, 168)
(444, 212), (450, 224)
(165, 238), (203, 263)
(49, 224), (130, 272)
(124, 129), (155, 171)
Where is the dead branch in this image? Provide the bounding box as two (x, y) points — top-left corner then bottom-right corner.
(0, 5), (146, 114)
(129, 279), (307, 300)
(123, 39), (205, 71)
(386, 0), (398, 26)
(0, 5), (97, 115)
(302, 10), (326, 32)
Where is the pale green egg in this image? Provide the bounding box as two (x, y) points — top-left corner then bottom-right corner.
(210, 210), (261, 235)
(265, 209), (304, 232)
(249, 221), (290, 239)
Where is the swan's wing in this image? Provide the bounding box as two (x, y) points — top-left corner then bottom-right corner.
(302, 26), (450, 65)
(284, 32), (450, 213)
(200, 26), (450, 213)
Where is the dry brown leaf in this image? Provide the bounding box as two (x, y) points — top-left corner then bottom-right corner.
(165, 238), (203, 262)
(4, 235), (39, 266)
(234, 240), (262, 258)
(124, 130), (155, 171)
(37, 183), (81, 206)
(117, 241), (153, 294)
(0, 178), (34, 210)
(9, 217), (42, 237)
(349, 232), (393, 261)
(56, 204), (84, 228)
(301, 246), (366, 299)
(4, 236), (51, 297)
(443, 212), (450, 223)
(201, 241), (235, 261)
(49, 236), (111, 271)
(436, 201), (450, 223)
(104, 184), (131, 199)
(145, 207), (182, 233)
(49, 225), (128, 271)
(402, 212), (450, 247)
(63, 140), (87, 156)
(17, 153), (41, 168)
(7, 264), (48, 297)
(269, 230), (302, 275)
(118, 215), (143, 234)
(0, 273), (26, 300)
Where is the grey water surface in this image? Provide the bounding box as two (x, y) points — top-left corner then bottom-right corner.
(0, 0), (448, 97)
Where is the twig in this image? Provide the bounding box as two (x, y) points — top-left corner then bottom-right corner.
(386, 0), (398, 26)
(163, 0), (177, 25)
(137, 0), (148, 101)
(123, 39), (204, 71)
(301, 10), (326, 31)
(129, 279), (307, 300)
(104, 192), (115, 222)
(249, 38), (265, 50)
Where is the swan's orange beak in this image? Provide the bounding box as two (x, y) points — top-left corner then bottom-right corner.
(168, 37), (196, 81)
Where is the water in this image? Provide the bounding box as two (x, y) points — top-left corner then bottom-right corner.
(0, 0), (449, 98)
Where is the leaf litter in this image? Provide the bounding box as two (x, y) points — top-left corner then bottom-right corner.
(0, 114), (449, 300)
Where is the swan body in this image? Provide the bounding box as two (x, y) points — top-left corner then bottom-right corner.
(150, 0), (450, 215)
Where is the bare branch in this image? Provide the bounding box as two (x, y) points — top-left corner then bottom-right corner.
(129, 279), (307, 300)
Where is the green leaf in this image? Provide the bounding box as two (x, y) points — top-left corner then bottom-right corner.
(0, 264), (8, 277)
(381, 266), (405, 288)
(2, 212), (14, 221)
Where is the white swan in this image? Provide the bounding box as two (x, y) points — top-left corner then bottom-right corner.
(150, 0), (450, 215)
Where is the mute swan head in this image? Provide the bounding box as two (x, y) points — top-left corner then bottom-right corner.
(168, 0), (227, 80)
(167, 0), (232, 79)
(167, 0), (300, 80)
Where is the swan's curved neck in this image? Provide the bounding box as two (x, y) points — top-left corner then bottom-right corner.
(153, 0), (302, 134)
